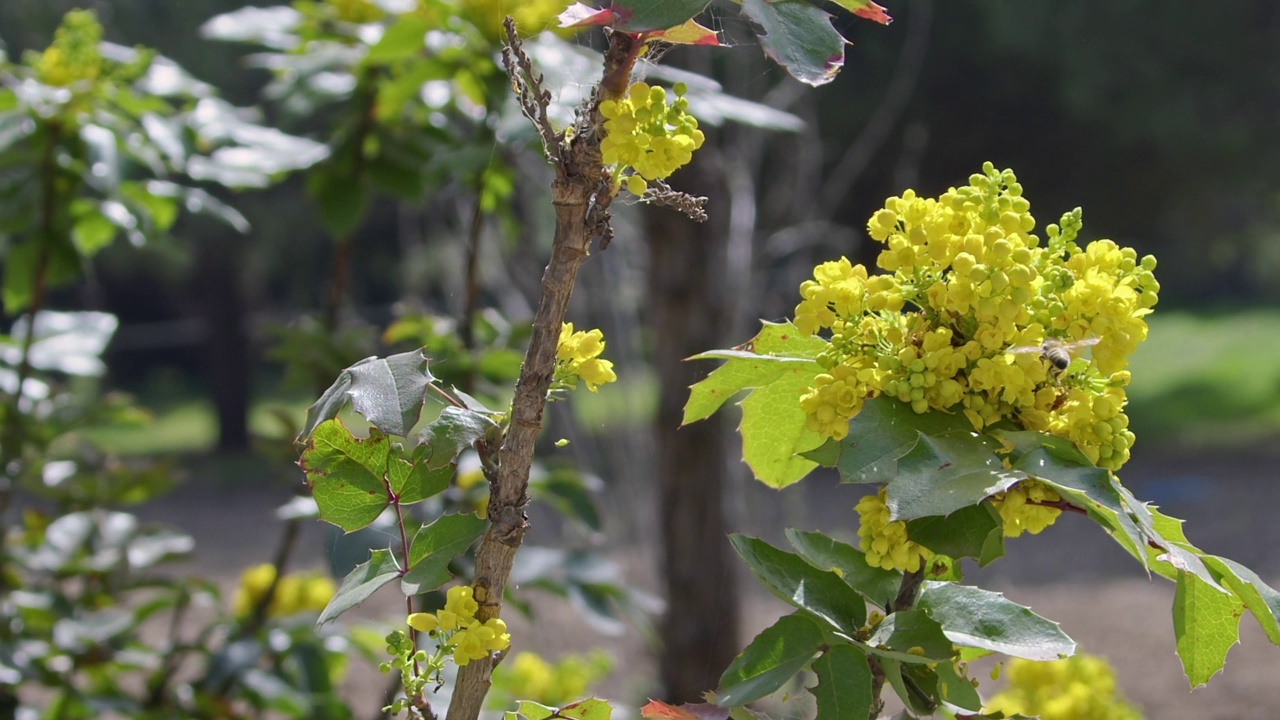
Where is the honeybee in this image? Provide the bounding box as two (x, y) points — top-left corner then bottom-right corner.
(1005, 337), (1100, 372)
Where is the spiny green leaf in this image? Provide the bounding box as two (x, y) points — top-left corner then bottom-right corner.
(730, 535), (866, 634)
(810, 644), (872, 720)
(557, 698), (613, 720)
(1173, 570), (1242, 688)
(717, 613), (825, 707)
(512, 700), (557, 720)
(317, 548), (400, 626)
(416, 405), (498, 469)
(880, 659), (938, 716)
(905, 504), (1004, 566)
(740, 0), (844, 87)
(1203, 556), (1280, 645)
(298, 419), (392, 532)
(863, 609), (953, 664)
(935, 660), (981, 711)
(684, 320), (826, 425)
(609, 0), (712, 33)
(739, 363), (826, 487)
(886, 432), (1020, 521)
(916, 581), (1075, 661)
(400, 513), (488, 595)
(807, 397), (974, 484)
(387, 446), (451, 505)
(299, 349), (435, 443)
(784, 529), (900, 609)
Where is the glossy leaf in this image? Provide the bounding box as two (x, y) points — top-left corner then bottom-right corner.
(806, 397), (973, 484)
(416, 405), (498, 469)
(685, 321), (826, 424)
(864, 609), (954, 663)
(880, 659), (938, 716)
(730, 535), (866, 634)
(298, 419), (392, 532)
(317, 548), (400, 626)
(886, 431), (1020, 521)
(935, 660), (982, 711)
(905, 504), (1004, 565)
(400, 513), (488, 595)
(916, 581), (1075, 661)
(784, 529), (900, 609)
(299, 348), (435, 442)
(740, 0), (844, 87)
(609, 0), (712, 33)
(829, 0), (892, 24)
(716, 613), (825, 707)
(558, 699), (613, 720)
(810, 644), (872, 720)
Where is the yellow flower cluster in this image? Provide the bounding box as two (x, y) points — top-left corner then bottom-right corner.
(992, 480), (1063, 538)
(855, 488), (933, 572)
(555, 323), (617, 392)
(27, 10), (104, 88)
(986, 654), (1143, 720)
(407, 585), (511, 667)
(600, 82), (705, 196)
(232, 563), (336, 618)
(796, 163), (1159, 472)
(492, 650), (612, 706)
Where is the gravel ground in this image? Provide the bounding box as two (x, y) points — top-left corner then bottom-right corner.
(129, 445), (1280, 719)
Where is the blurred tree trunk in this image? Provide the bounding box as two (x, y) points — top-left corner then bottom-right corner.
(197, 231), (250, 451)
(647, 150), (740, 702)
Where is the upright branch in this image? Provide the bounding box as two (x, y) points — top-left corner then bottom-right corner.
(444, 19), (639, 720)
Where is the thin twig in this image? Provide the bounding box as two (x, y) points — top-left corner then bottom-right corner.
(643, 179), (709, 223)
(868, 569), (925, 718)
(501, 23), (561, 164)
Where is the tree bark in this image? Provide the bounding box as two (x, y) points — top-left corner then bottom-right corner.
(197, 230), (250, 451)
(647, 151), (740, 702)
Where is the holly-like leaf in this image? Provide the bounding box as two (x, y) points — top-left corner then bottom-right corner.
(717, 613), (825, 707)
(387, 448), (451, 505)
(416, 405), (498, 469)
(828, 0), (892, 24)
(609, 0), (712, 33)
(299, 348), (435, 443)
(298, 419), (393, 532)
(557, 698), (613, 720)
(885, 430), (1020, 521)
(400, 513), (488, 595)
(916, 581), (1075, 661)
(558, 3), (619, 28)
(648, 19), (721, 46)
(640, 700), (728, 720)
(864, 609), (954, 664)
(810, 644), (872, 720)
(784, 529), (900, 609)
(806, 397), (971, 484)
(730, 535), (866, 634)
(880, 659), (938, 716)
(739, 364), (826, 488)
(740, 0), (844, 87)
(317, 548), (400, 626)
(685, 321), (827, 424)
(1203, 556), (1280, 645)
(905, 504), (1004, 565)
(1173, 569), (1242, 688)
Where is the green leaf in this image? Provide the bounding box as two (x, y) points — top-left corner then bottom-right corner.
(416, 406), (498, 469)
(684, 320), (826, 425)
(739, 363), (826, 487)
(317, 548), (400, 626)
(808, 397), (972, 484)
(740, 0), (845, 87)
(1173, 569), (1242, 688)
(364, 15), (431, 65)
(730, 535), (866, 634)
(400, 513), (488, 595)
(905, 504), (1004, 566)
(1144, 506), (1228, 592)
(935, 660), (981, 712)
(810, 644), (872, 720)
(387, 445), (451, 505)
(299, 349), (435, 442)
(864, 609), (954, 664)
(1203, 556), (1280, 645)
(298, 419), (392, 532)
(784, 529), (900, 609)
(916, 581), (1075, 661)
(510, 700), (557, 720)
(716, 613), (825, 707)
(886, 432), (1020, 522)
(609, 0), (712, 32)
(71, 208), (118, 254)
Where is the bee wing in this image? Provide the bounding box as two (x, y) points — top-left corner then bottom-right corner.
(1064, 337), (1101, 351)
(1004, 345), (1043, 355)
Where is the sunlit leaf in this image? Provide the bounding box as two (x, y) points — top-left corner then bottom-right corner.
(717, 613), (825, 707)
(317, 548), (400, 626)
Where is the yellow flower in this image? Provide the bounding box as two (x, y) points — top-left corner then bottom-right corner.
(445, 585), (480, 622)
(407, 612), (439, 633)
